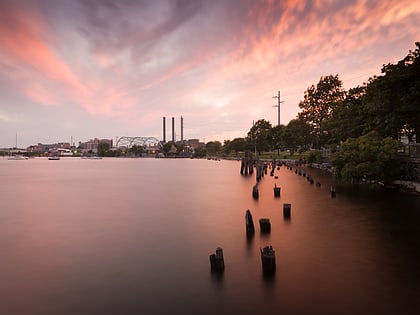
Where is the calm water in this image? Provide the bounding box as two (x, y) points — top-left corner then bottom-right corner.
(1, 157), (419, 315)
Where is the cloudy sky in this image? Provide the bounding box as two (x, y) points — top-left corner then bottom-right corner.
(0, 0), (419, 148)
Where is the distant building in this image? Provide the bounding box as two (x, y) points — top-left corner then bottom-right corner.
(78, 138), (113, 154)
(184, 139), (205, 150)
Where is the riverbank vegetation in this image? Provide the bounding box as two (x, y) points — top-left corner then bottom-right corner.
(205, 42), (420, 183)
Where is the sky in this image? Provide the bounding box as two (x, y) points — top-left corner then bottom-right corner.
(0, 0), (419, 148)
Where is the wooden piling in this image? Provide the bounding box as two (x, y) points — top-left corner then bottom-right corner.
(252, 183), (259, 199)
(274, 184), (281, 197)
(209, 247), (225, 272)
(259, 218), (271, 233)
(283, 203), (291, 219)
(245, 209), (255, 236)
(260, 246), (276, 273)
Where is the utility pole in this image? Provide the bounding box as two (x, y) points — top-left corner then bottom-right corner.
(272, 90), (284, 126)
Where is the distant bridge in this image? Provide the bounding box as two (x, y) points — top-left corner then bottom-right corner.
(116, 136), (162, 149)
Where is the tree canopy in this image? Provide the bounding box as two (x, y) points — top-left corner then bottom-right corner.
(330, 131), (405, 182)
(298, 74), (345, 148)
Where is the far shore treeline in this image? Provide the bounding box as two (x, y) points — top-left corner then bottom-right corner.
(201, 42), (419, 184)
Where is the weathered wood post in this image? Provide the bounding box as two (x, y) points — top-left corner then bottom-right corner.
(259, 218), (271, 233)
(283, 203), (291, 219)
(274, 184), (281, 197)
(245, 209), (255, 236)
(252, 183), (259, 199)
(209, 247), (225, 272)
(240, 150), (254, 176)
(261, 245), (276, 274)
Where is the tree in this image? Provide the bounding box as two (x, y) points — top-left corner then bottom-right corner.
(97, 142), (110, 157)
(206, 141), (222, 155)
(223, 137), (247, 155)
(163, 141), (179, 155)
(363, 42), (420, 142)
(129, 145), (145, 157)
(282, 118), (312, 154)
(298, 75), (345, 148)
(270, 125), (285, 154)
(193, 146), (207, 158)
(326, 85), (367, 145)
(246, 119), (272, 153)
(330, 131), (406, 182)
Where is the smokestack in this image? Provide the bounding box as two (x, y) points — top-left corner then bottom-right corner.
(172, 117), (175, 142)
(162, 117), (166, 143)
(180, 116), (184, 143)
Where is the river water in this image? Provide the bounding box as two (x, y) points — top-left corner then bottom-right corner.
(1, 157), (419, 315)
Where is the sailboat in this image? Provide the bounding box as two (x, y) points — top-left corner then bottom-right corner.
(8, 133), (28, 160)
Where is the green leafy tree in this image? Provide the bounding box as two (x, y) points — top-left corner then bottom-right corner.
(282, 118), (312, 154)
(206, 141), (222, 155)
(246, 119), (272, 154)
(326, 85), (367, 145)
(223, 137), (247, 155)
(163, 142), (178, 155)
(129, 145), (145, 157)
(193, 146), (207, 158)
(298, 75), (345, 148)
(97, 142), (110, 157)
(330, 131), (406, 182)
(270, 125), (285, 154)
(363, 42), (420, 142)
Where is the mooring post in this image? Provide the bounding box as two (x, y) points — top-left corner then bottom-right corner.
(209, 247), (225, 272)
(283, 203), (291, 219)
(259, 218), (271, 233)
(261, 245), (276, 274)
(245, 209), (255, 236)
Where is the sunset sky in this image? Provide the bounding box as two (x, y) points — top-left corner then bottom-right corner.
(0, 0), (419, 148)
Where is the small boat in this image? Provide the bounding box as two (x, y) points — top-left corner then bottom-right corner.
(48, 155), (60, 160)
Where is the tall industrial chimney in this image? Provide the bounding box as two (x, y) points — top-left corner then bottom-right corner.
(162, 117), (166, 143)
(180, 116), (184, 144)
(172, 117), (175, 142)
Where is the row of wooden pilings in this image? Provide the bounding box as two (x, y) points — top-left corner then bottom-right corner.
(212, 156), (337, 274)
(291, 165), (337, 198)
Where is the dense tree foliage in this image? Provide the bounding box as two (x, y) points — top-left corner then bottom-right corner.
(246, 119), (272, 153)
(330, 131), (405, 182)
(97, 142), (110, 157)
(223, 138), (247, 155)
(326, 85), (367, 144)
(363, 42), (420, 142)
(298, 75), (346, 148)
(206, 141), (222, 155)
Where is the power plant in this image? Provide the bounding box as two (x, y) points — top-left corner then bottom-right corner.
(162, 116), (184, 144)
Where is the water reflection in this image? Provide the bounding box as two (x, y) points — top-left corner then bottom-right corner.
(0, 158), (419, 315)
(262, 271), (276, 287)
(210, 270), (224, 288)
